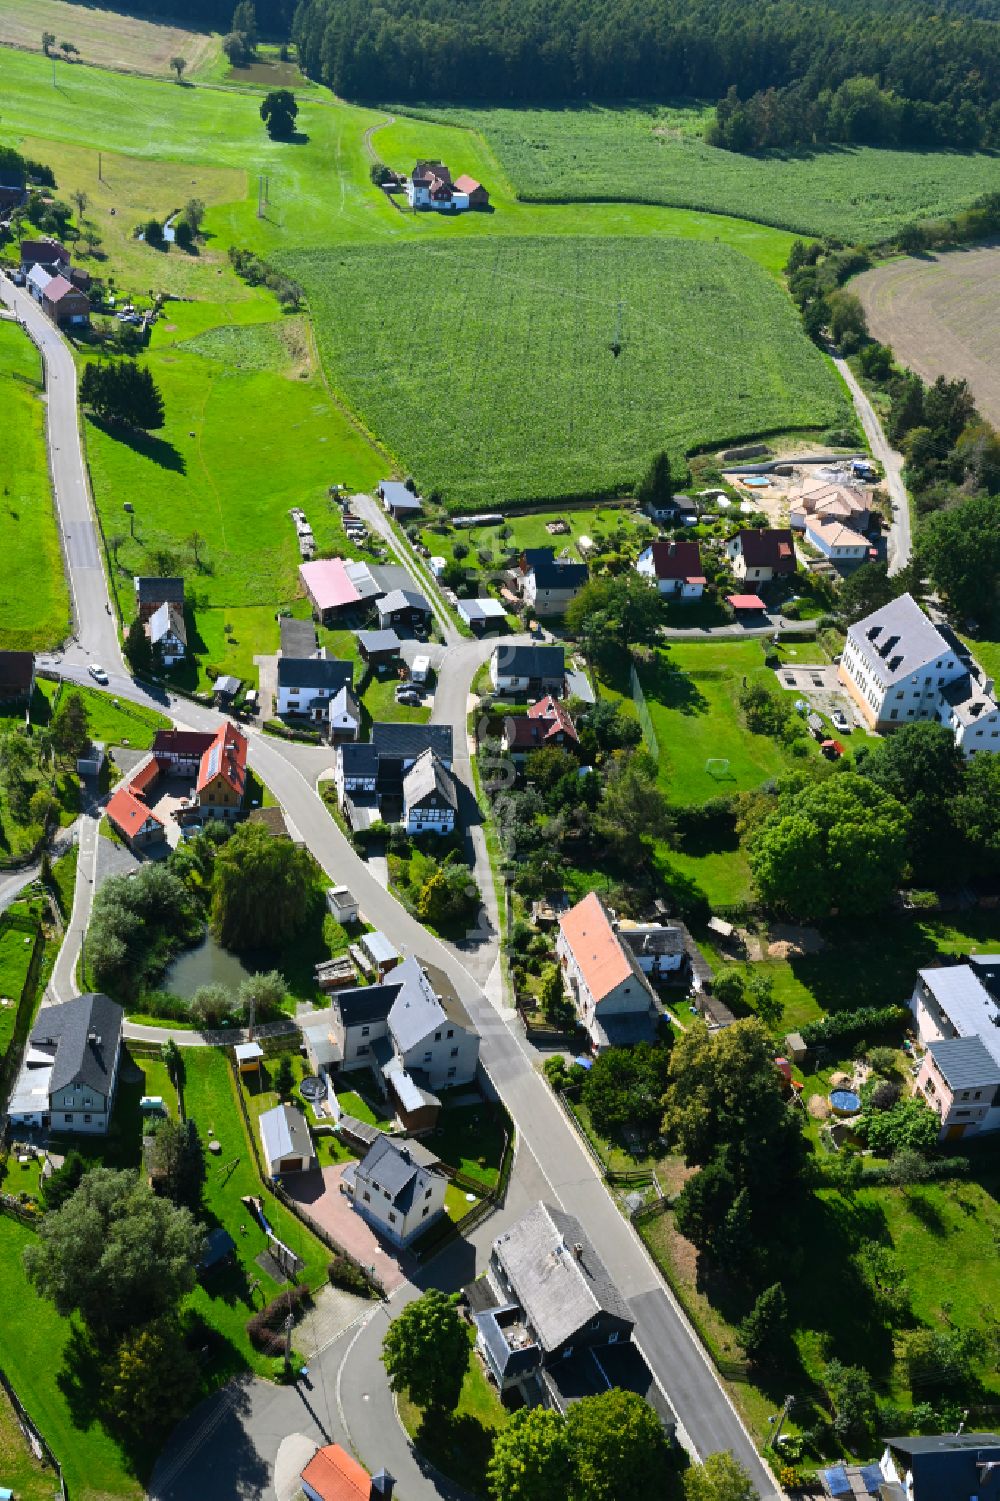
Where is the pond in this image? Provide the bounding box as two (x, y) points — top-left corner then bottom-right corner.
(162, 928), (254, 1000)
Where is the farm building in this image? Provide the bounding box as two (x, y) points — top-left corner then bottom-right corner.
(458, 597), (507, 633)
(104, 783), (167, 852)
(19, 237), (70, 274)
(147, 601), (187, 665)
(405, 162), (489, 213)
(379, 480), (423, 517)
(135, 575), (184, 626)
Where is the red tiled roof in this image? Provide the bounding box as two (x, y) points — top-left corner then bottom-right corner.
(129, 758), (161, 795)
(197, 721), (248, 798)
(300, 1443), (371, 1501)
(300, 558), (362, 612)
(733, 529), (795, 573)
(43, 274), (79, 303)
(558, 891), (632, 1003)
(648, 540), (703, 581)
(106, 785), (163, 836)
(453, 174), (482, 193)
(528, 694), (579, 743)
(153, 730), (216, 760)
(726, 593), (767, 610)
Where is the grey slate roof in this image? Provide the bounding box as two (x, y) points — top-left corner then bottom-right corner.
(340, 742), (379, 779)
(885, 1432), (1000, 1501)
(135, 575), (184, 605)
(148, 600), (187, 647)
(378, 588), (431, 617)
(387, 957), (450, 1053)
(928, 1035), (1000, 1090)
(529, 557), (588, 590)
(334, 982), (400, 1028)
(367, 564), (416, 596)
(279, 616), (318, 657)
(941, 673), (999, 725)
(474, 1305), (541, 1381)
(29, 993), (123, 1098)
(276, 656), (353, 691)
(356, 1133), (437, 1212)
(494, 644), (566, 680)
(493, 1202), (634, 1353)
(849, 593), (953, 686)
(381, 481), (422, 512)
(403, 748), (457, 811)
(358, 628), (402, 656)
(371, 722), (453, 764)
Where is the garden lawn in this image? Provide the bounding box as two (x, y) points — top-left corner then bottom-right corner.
(420, 502), (650, 572)
(0, 320), (69, 651)
(428, 1102), (506, 1189)
(334, 1074), (395, 1129)
(407, 104), (1000, 243)
(88, 299), (385, 632)
(46, 681), (171, 749)
(396, 1325), (507, 1497)
(0, 1216), (142, 1501)
(180, 1048), (330, 1371)
(0, 920), (38, 1062)
(288, 237), (849, 508)
(50, 844), (78, 920)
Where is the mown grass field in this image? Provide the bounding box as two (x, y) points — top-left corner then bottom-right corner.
(0, 0), (220, 78)
(86, 301), (384, 668)
(292, 237), (848, 506)
(408, 103), (1000, 243)
(0, 320), (69, 651)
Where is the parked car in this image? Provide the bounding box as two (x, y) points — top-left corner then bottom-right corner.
(830, 709), (850, 733)
(396, 691), (422, 707)
(88, 663), (109, 685)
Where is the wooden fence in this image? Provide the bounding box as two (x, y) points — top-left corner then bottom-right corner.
(0, 1363), (68, 1498)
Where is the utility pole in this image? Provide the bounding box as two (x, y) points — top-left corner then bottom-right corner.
(283, 1310), (294, 1378)
(98, 151), (103, 182)
(770, 1394), (795, 1447)
(247, 994), (255, 1042)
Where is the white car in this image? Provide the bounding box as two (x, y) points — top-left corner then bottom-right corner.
(830, 709), (850, 733)
(88, 664), (109, 685)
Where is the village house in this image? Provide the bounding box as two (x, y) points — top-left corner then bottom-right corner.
(822, 1433), (1000, 1501)
(490, 643), (566, 697)
(502, 696), (579, 759)
(909, 957), (1000, 1140)
(788, 478), (871, 534)
(635, 539), (706, 599)
(143, 720), (250, 821)
(458, 597), (508, 635)
(104, 780), (167, 851)
(147, 601), (187, 665)
(511, 548), (589, 617)
(334, 723), (454, 827)
(472, 1202), (672, 1429)
(342, 1134), (447, 1245)
(19, 236), (70, 275)
(839, 593), (1000, 753)
(0, 650), (35, 705)
(303, 957), (480, 1125)
(134, 575), (184, 626)
(803, 518), (870, 564)
(41, 273), (90, 327)
(726, 527), (796, 582)
(7, 992), (123, 1135)
(402, 748), (457, 835)
(300, 1442), (394, 1501)
(275, 655), (353, 721)
(556, 891), (662, 1049)
(616, 919), (687, 981)
(405, 162), (489, 212)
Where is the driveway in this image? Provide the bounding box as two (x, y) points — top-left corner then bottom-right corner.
(280, 1164), (410, 1293)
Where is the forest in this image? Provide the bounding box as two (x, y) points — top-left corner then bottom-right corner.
(290, 0), (1000, 148)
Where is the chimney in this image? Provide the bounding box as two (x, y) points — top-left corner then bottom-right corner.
(573, 1243), (584, 1260)
(370, 1469), (395, 1500)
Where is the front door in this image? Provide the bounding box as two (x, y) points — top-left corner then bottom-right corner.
(946, 1123), (967, 1141)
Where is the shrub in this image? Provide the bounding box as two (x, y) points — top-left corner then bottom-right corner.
(799, 1004), (908, 1047)
(862, 1152), (968, 1186)
(246, 1284), (311, 1351)
(328, 1255), (371, 1296)
(868, 1078), (900, 1111)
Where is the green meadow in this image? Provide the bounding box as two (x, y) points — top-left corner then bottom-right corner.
(0, 320), (69, 650)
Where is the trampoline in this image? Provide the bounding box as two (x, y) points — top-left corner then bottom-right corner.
(299, 1075), (328, 1102)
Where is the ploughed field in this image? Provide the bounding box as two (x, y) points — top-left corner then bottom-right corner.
(287, 235), (849, 507)
(853, 244), (1000, 429)
(401, 104), (1000, 243)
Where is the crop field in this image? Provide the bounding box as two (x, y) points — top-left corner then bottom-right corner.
(87, 301), (384, 631)
(854, 245), (1000, 428)
(408, 104), (1000, 243)
(0, 321), (69, 651)
(0, 0), (220, 78)
(289, 236), (848, 506)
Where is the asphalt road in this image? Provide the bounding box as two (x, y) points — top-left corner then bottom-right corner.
(833, 352), (912, 576)
(0, 277), (125, 673)
(15, 289), (780, 1494)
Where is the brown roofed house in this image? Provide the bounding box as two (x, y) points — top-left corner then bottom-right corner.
(726, 527), (796, 583)
(41, 274), (90, 327)
(453, 173), (490, 209)
(0, 651), (36, 705)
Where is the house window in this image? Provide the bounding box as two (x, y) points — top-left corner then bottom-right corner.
(450, 1047), (459, 1057)
(361, 1025), (370, 1037)
(363, 1191), (371, 1202)
(435, 1031), (442, 1041)
(426, 1188), (432, 1198)
(424, 1051), (432, 1062)
(447, 1067), (456, 1078)
(357, 1044), (369, 1056)
(962, 1091), (971, 1100)
(84, 1114), (92, 1124)
(975, 1091), (983, 1100)
(64, 1114), (73, 1122)
(389, 1212), (397, 1224)
(924, 1077), (935, 1095)
(609, 1331), (619, 1344)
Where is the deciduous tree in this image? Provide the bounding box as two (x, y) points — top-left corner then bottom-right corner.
(565, 1388), (673, 1501)
(381, 1289), (469, 1412)
(683, 1452), (756, 1501)
(260, 89), (299, 139)
(100, 1315), (197, 1439)
(487, 1407), (573, 1501)
(170, 55), (187, 80)
(210, 821), (314, 949)
(582, 1043), (672, 1138)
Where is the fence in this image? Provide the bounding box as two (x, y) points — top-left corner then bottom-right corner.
(410, 1117), (513, 1263)
(630, 663), (659, 760)
(0, 913), (45, 1099)
(0, 1362), (68, 1499)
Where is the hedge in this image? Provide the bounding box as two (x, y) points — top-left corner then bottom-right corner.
(799, 1003), (909, 1047)
(246, 1284), (311, 1352)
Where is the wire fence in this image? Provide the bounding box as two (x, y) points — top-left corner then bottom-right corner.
(630, 663), (659, 760)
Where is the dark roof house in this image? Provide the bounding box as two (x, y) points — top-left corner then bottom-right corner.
(880, 1432), (1000, 1501)
(30, 992), (123, 1099)
(0, 650), (35, 704)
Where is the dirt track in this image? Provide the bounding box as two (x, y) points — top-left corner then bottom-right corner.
(853, 243), (1000, 427)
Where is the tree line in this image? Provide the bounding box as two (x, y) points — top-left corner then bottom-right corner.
(290, 0), (1000, 142)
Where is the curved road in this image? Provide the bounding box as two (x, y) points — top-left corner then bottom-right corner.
(12, 279), (780, 1497)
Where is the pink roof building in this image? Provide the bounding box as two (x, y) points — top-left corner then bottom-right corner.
(300, 559), (362, 622)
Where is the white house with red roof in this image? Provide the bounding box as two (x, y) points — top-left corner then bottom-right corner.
(726, 528), (796, 582)
(556, 891), (661, 1049)
(502, 696), (579, 758)
(406, 161), (489, 212)
(635, 540), (705, 599)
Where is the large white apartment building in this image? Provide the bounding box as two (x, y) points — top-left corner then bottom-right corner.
(839, 593), (1000, 755)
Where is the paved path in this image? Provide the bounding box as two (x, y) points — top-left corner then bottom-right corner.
(352, 494), (458, 645)
(833, 352), (911, 575)
(47, 812), (100, 1005)
(0, 277), (125, 674)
